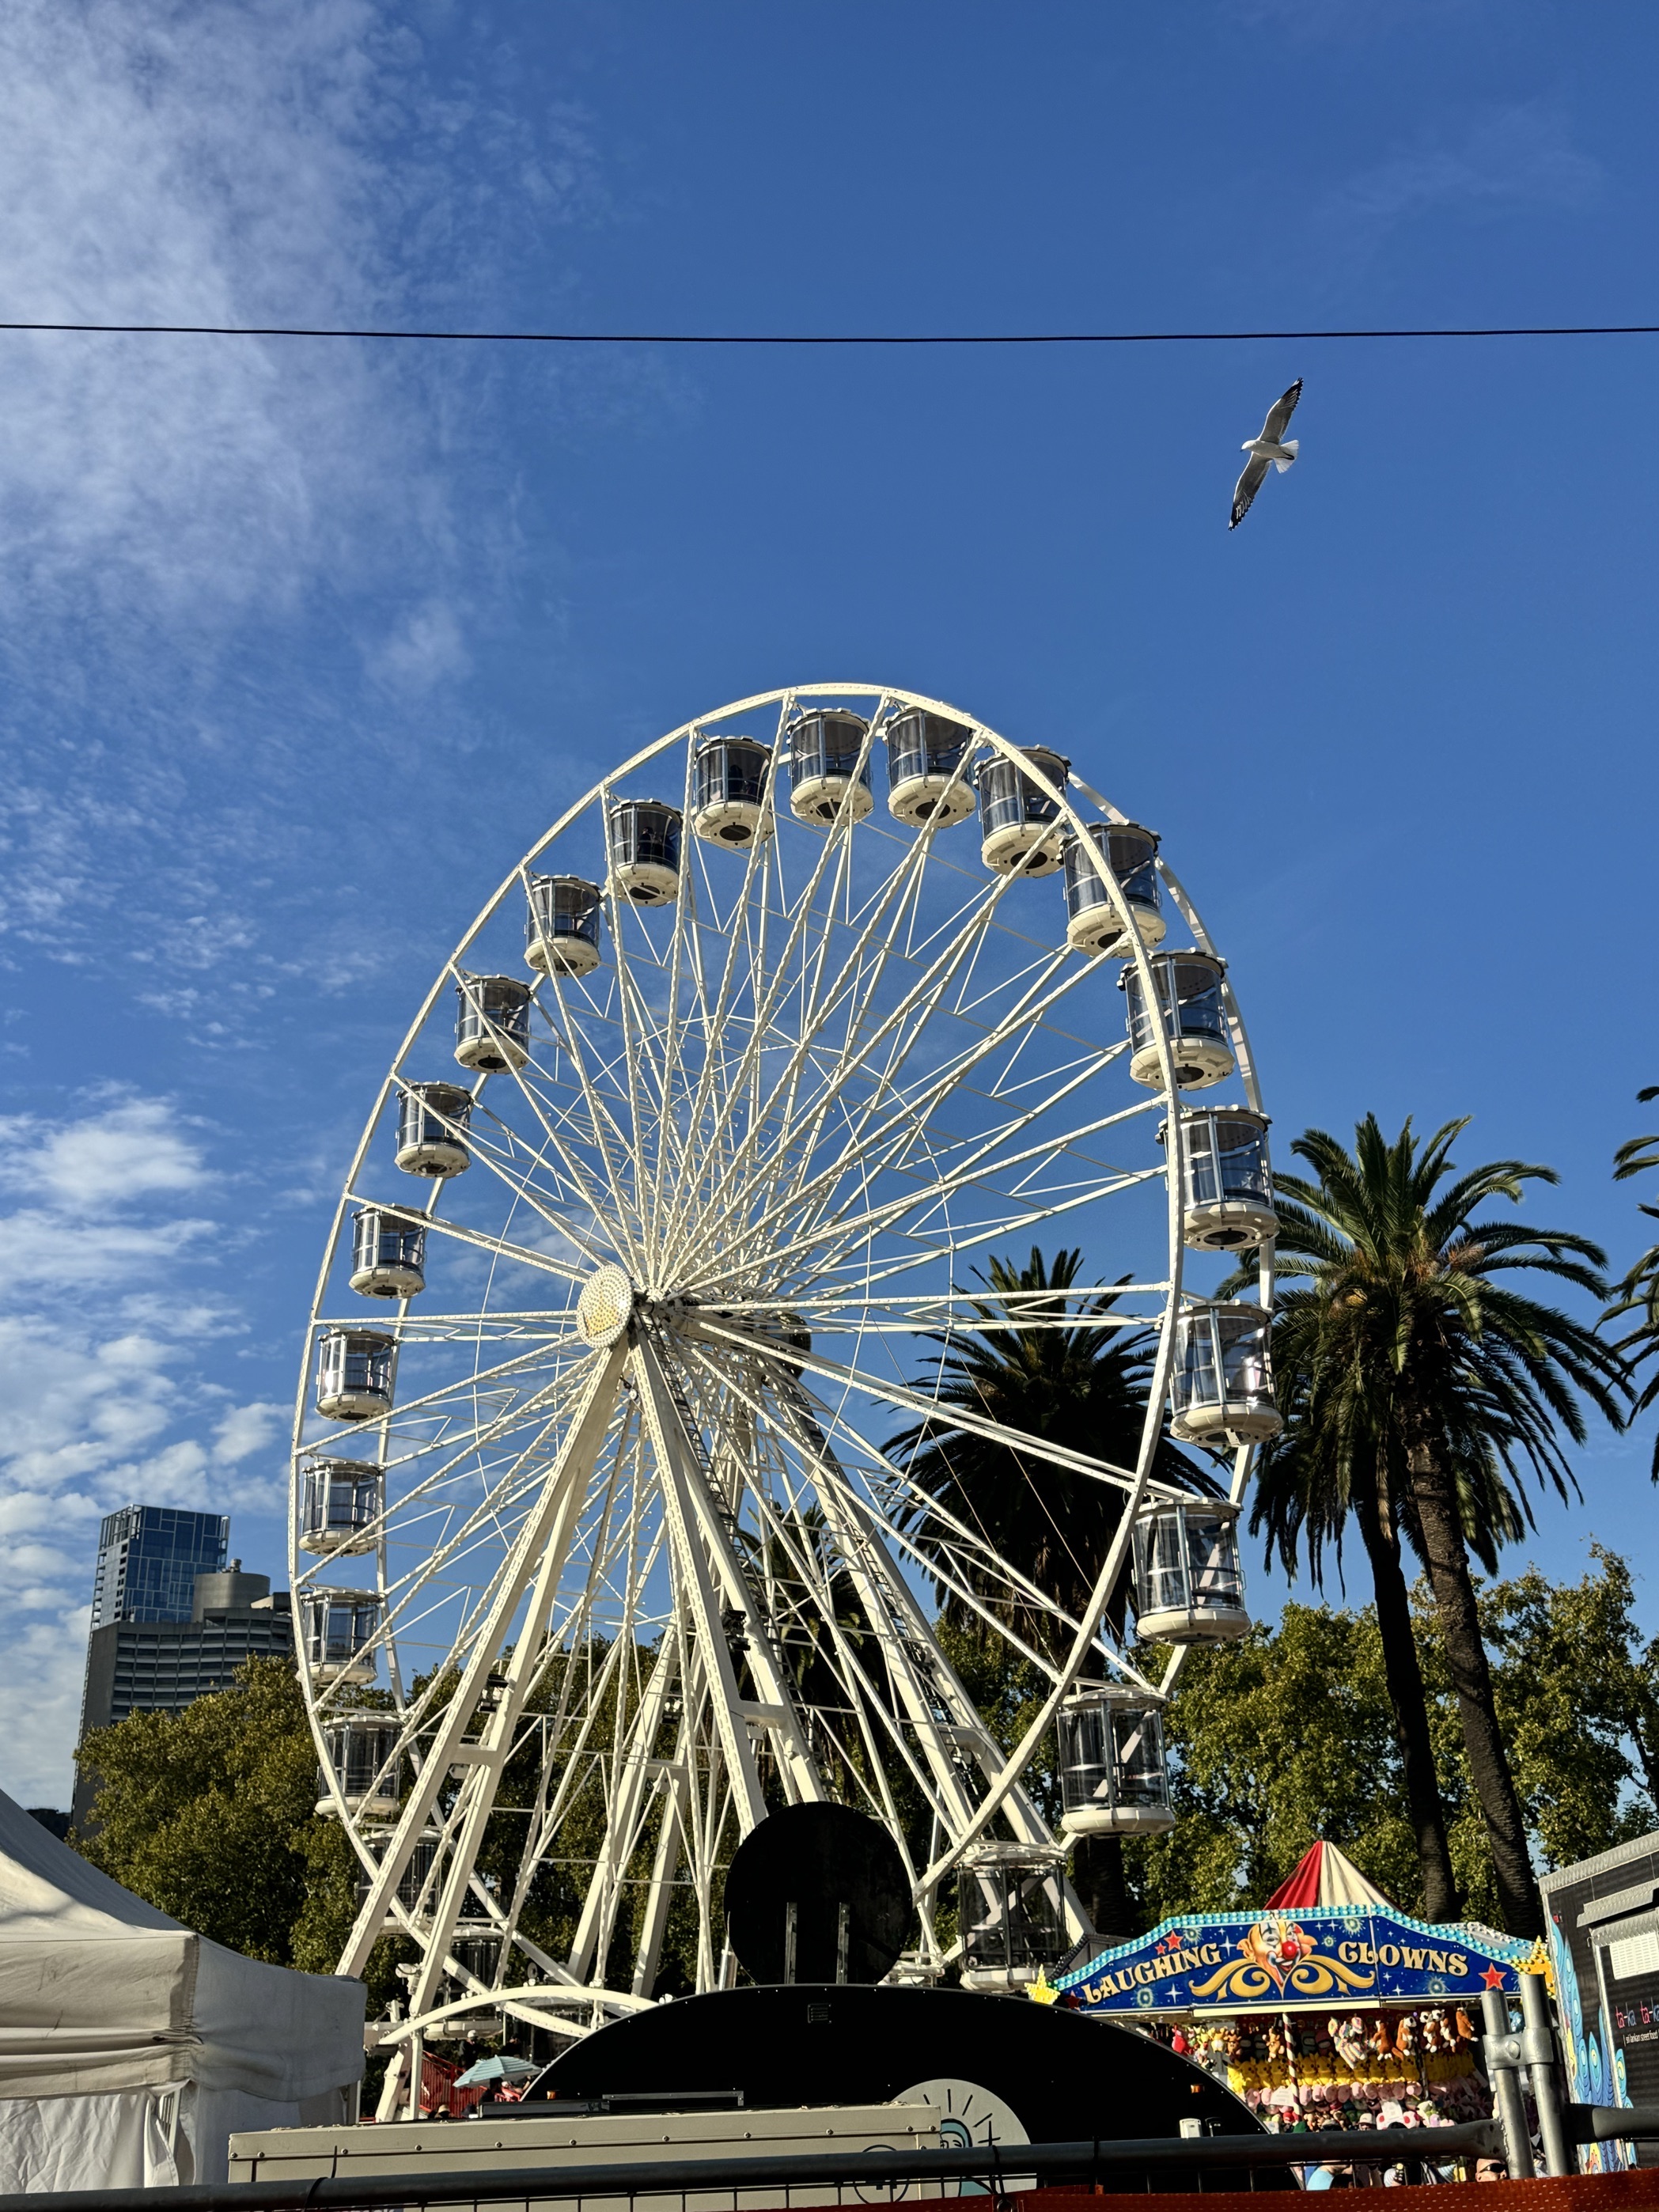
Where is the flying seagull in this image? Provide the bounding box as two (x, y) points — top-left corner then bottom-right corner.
(1229, 379), (1302, 529)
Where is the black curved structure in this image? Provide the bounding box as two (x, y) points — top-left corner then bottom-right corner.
(533, 1982), (1282, 2177)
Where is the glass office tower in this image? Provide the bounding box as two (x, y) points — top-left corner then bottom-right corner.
(89, 1505), (229, 1628)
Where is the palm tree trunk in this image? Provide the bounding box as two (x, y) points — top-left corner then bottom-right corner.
(1351, 1479), (1460, 1922)
(1407, 1445), (1542, 1938)
(1071, 1831), (1137, 1945)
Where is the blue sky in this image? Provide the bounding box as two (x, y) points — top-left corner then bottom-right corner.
(2, 0), (1655, 1807)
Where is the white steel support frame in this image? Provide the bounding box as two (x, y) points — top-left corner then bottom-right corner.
(290, 682), (1274, 2086)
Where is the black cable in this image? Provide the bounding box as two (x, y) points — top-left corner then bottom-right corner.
(0, 318), (1652, 345)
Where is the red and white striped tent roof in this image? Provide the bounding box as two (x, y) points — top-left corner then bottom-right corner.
(1263, 1839), (1392, 1911)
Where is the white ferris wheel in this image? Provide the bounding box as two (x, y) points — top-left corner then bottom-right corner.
(288, 683), (1280, 2119)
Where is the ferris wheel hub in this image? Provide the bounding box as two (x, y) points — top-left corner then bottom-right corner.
(576, 1262), (636, 1347)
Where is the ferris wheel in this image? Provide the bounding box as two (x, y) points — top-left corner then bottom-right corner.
(288, 683), (1278, 2119)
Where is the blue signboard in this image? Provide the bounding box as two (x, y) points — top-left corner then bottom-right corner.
(1057, 1905), (1536, 2016)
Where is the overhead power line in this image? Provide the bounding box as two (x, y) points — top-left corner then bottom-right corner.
(0, 318), (1653, 346)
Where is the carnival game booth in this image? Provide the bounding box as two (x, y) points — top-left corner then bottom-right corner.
(0, 1789), (364, 2191)
(1054, 1842), (1538, 2135)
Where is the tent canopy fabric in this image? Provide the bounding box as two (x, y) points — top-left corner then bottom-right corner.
(0, 1789), (363, 2102)
(1263, 1840), (1391, 1912)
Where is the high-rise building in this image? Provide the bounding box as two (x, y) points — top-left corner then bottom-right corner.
(89, 1504), (229, 1628)
(74, 1511), (294, 1832)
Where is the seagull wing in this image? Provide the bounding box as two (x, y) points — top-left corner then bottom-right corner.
(1261, 379), (1303, 444)
(1230, 455), (1269, 529)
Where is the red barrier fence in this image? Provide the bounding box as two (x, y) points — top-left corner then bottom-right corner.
(1017, 2176), (1659, 2212)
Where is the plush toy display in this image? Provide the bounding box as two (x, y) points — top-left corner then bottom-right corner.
(1144, 2002), (1493, 2128)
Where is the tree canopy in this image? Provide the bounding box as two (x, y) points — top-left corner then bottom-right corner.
(1240, 1114), (1627, 1936)
(1123, 1549), (1659, 1926)
(74, 1657), (356, 1970)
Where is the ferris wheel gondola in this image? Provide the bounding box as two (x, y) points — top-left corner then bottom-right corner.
(288, 682), (1277, 2117)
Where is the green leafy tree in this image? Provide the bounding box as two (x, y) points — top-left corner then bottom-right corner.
(888, 1246), (1214, 1943)
(1248, 1354), (1464, 1922)
(1253, 1115), (1627, 1937)
(1413, 1547), (1659, 1922)
(1131, 1603), (1426, 1921)
(1608, 1085), (1659, 1475)
(75, 1657), (405, 2005)
(76, 1657), (335, 1965)
(1119, 1557), (1659, 1932)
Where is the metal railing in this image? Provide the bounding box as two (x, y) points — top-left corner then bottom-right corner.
(0, 2122), (1506, 2212)
(1479, 1978), (1659, 2177)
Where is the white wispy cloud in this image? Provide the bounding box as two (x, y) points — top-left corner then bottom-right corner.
(0, 0), (631, 1006)
(0, 0), (407, 629)
(6, 1608), (96, 1816)
(0, 1093), (209, 1206)
(0, 5), (649, 1808)
(367, 596), (474, 694)
(0, 1095), (287, 1801)
(1320, 104), (1603, 255)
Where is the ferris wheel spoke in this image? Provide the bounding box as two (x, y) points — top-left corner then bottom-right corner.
(308, 1328), (585, 1444)
(745, 1363), (1089, 1843)
(343, 1369), (623, 1714)
(656, 736), (921, 1272)
(343, 1187), (588, 1290)
(487, 1041), (646, 1274)
(516, 984), (653, 1268)
(804, 1172), (1168, 1301)
(756, 873), (1041, 1225)
(707, 962), (1128, 1285)
(604, 903), (678, 1254)
(681, 1339), (1069, 1710)
(354, 1342), (632, 2032)
(564, 1627), (684, 1983)
(672, 835), (1018, 1269)
(801, 1166), (1163, 1295)
(763, 1078), (1161, 1289)
(634, 1332), (827, 1815)
(437, 1114), (626, 1275)
(689, 1313), (1180, 1498)
(679, 1344), (982, 1846)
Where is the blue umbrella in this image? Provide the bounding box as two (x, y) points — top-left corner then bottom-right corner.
(453, 2055), (540, 2088)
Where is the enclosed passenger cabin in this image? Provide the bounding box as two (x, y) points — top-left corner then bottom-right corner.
(301, 1589), (383, 1684)
(786, 708), (873, 825)
(451, 1928), (502, 1983)
(1056, 1684), (1175, 1837)
(395, 1081), (472, 1178)
(454, 973), (532, 1074)
(956, 1843), (1069, 1993)
(317, 1714), (402, 1819)
(1159, 1106), (1276, 1251)
(299, 1457), (383, 1555)
(1170, 1301), (1281, 1449)
(976, 746), (1070, 874)
(350, 1206), (426, 1299)
(1131, 1498), (1251, 1643)
(525, 874), (603, 977)
(692, 736), (773, 846)
(398, 1832), (440, 1910)
(608, 799), (684, 904)
(316, 1328), (396, 1421)
(356, 1830), (440, 1930)
(1119, 951), (1234, 1089)
(1062, 821), (1165, 956)
(885, 708), (976, 827)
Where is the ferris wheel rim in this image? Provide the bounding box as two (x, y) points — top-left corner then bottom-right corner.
(288, 677), (1272, 2079)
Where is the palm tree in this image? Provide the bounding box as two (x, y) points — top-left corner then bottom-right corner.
(1248, 1312), (1526, 1922)
(1608, 1085), (1659, 1475)
(1254, 1115), (1627, 1937)
(888, 1246), (1215, 1943)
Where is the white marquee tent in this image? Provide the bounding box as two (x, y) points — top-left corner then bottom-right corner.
(0, 1788), (364, 2191)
